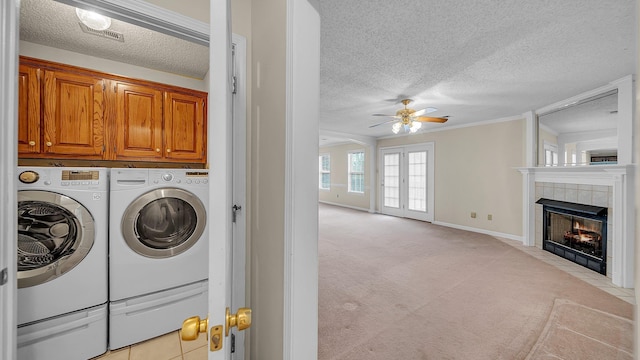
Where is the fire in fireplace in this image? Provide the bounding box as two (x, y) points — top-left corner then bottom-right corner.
(536, 198), (607, 275)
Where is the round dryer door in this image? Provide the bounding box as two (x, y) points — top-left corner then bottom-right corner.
(17, 190), (95, 288)
(122, 188), (206, 258)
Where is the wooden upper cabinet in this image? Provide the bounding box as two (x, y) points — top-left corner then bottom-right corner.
(43, 70), (104, 158)
(115, 82), (163, 160)
(18, 57), (207, 164)
(164, 91), (207, 162)
(18, 64), (41, 154)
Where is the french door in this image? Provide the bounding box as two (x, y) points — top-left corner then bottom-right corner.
(380, 143), (434, 222)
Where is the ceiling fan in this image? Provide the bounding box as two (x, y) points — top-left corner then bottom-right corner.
(370, 99), (448, 134)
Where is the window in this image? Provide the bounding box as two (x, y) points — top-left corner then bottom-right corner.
(543, 141), (558, 167)
(348, 151), (365, 193)
(319, 154), (330, 190)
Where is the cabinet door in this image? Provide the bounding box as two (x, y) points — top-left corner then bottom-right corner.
(164, 92), (207, 162)
(115, 82), (163, 160)
(43, 70), (104, 157)
(18, 64), (41, 154)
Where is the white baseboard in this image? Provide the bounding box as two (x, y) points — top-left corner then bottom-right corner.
(320, 202), (525, 243)
(318, 201), (370, 213)
(432, 221), (524, 243)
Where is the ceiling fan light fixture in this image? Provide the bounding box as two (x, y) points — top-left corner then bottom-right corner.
(76, 8), (111, 31)
(392, 122), (402, 134)
(410, 121), (422, 133)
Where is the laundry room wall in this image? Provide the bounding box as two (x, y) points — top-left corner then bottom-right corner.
(19, 41), (207, 91)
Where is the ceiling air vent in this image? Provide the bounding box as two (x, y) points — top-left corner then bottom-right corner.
(78, 23), (125, 42)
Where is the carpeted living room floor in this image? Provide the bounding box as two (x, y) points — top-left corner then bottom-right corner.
(318, 204), (633, 360)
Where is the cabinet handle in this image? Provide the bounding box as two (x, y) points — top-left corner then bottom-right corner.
(46, 141), (52, 147)
(166, 149), (171, 153)
(156, 148), (161, 153)
(28, 141), (35, 146)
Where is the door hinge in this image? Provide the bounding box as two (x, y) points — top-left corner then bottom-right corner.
(0, 268), (8, 286)
(230, 333), (236, 353)
(232, 204), (242, 223)
(232, 76), (237, 94)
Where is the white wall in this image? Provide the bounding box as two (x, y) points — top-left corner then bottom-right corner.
(319, 143), (371, 211)
(377, 119), (526, 238)
(19, 41), (207, 91)
(249, 0), (287, 357)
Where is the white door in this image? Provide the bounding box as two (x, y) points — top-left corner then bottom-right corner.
(207, 1), (241, 359)
(380, 149), (404, 217)
(380, 143), (435, 222)
(230, 35), (247, 360)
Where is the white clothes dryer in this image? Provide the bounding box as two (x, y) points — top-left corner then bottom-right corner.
(109, 168), (209, 348)
(16, 167), (108, 360)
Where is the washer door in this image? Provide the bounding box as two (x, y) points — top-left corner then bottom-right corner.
(17, 190), (95, 288)
(122, 188), (206, 258)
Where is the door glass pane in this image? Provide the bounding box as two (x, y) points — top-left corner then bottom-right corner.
(383, 153), (400, 208)
(408, 151), (427, 212)
(135, 198), (197, 249)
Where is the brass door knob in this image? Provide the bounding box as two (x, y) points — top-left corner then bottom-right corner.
(46, 141), (52, 147)
(226, 307), (251, 336)
(181, 316), (208, 341)
(156, 148), (161, 153)
(166, 148), (171, 153)
(28, 141), (35, 146)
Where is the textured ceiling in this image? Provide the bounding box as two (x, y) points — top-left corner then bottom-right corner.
(317, 0), (635, 144)
(19, 0), (636, 147)
(19, 0), (209, 79)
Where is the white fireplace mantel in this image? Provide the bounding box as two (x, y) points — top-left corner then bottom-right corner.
(517, 165), (635, 288)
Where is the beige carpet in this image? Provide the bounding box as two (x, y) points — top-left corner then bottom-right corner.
(526, 299), (633, 360)
(318, 204), (633, 360)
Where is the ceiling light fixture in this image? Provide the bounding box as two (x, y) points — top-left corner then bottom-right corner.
(76, 8), (111, 31)
(391, 119), (422, 134)
(370, 99), (448, 134)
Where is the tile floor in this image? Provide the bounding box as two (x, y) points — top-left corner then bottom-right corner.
(93, 236), (635, 360)
(497, 236), (636, 304)
(92, 330), (208, 360)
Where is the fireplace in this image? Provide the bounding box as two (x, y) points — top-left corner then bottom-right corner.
(536, 198), (607, 275)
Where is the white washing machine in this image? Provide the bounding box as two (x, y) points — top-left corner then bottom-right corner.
(16, 167), (108, 360)
(109, 168), (209, 349)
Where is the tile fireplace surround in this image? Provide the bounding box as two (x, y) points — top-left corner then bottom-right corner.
(518, 165), (634, 288)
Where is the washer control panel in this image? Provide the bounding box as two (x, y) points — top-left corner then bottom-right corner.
(18, 169), (105, 190)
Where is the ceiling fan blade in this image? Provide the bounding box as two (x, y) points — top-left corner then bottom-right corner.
(412, 107), (438, 117)
(415, 116), (448, 123)
(372, 114), (399, 117)
(369, 119), (397, 128)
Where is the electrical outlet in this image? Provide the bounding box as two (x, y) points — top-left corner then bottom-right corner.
(471, 212), (476, 218)
(488, 214), (492, 220)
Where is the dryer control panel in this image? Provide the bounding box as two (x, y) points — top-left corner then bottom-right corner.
(149, 170), (209, 187)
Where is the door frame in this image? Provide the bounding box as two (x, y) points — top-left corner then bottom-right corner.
(0, 1), (19, 359)
(378, 142), (435, 222)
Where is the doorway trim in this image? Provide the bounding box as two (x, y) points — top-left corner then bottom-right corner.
(0, 1), (19, 359)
